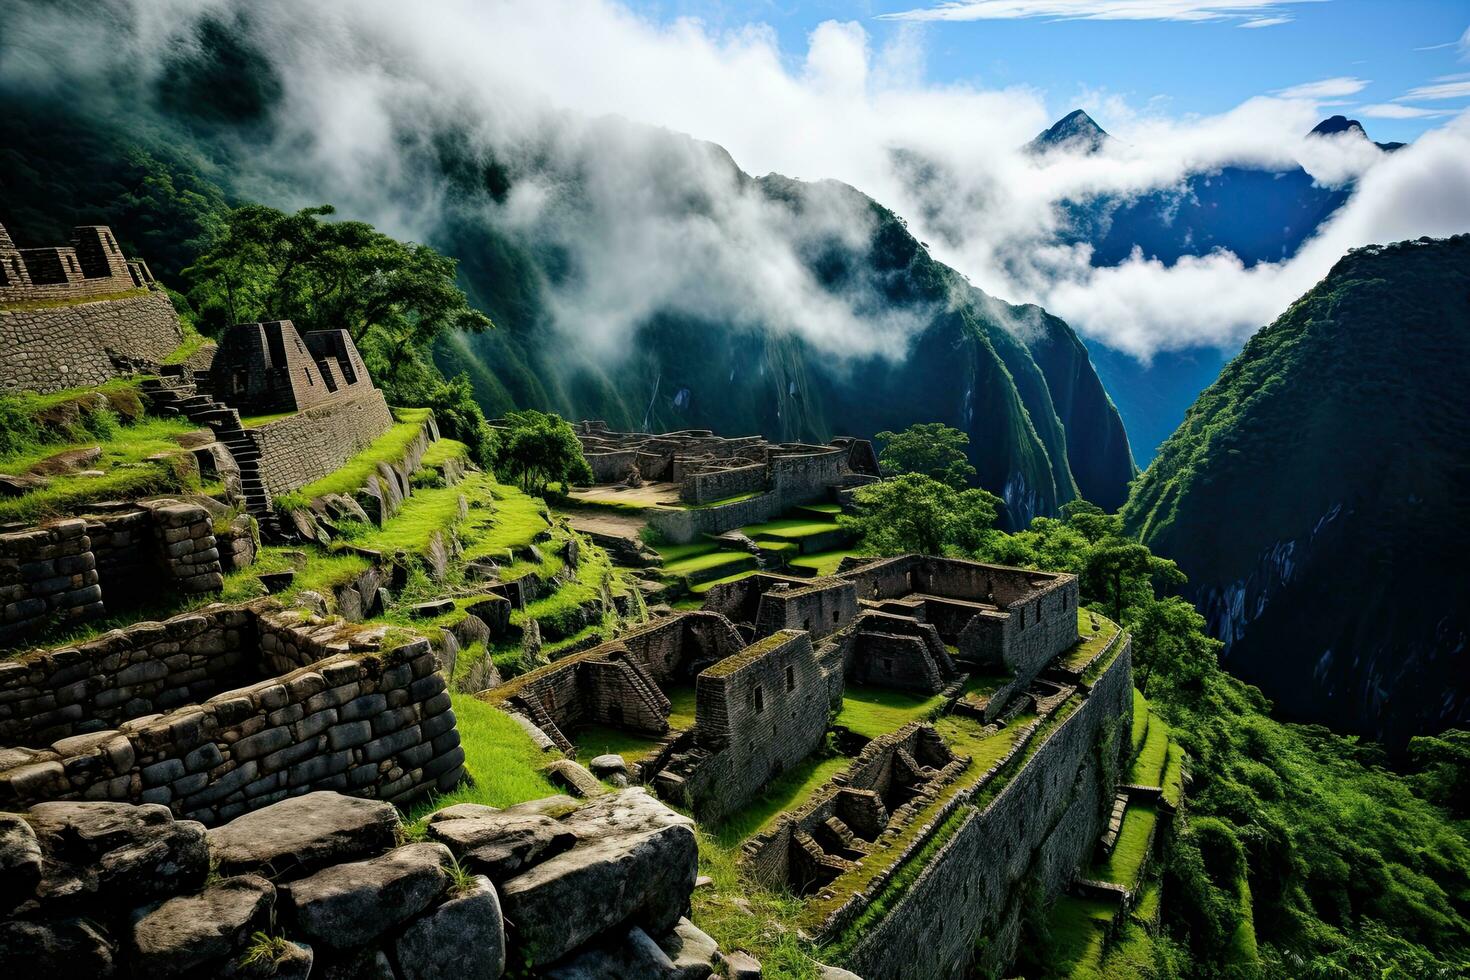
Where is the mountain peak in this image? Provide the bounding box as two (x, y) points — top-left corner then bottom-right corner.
(1310, 114), (1405, 152)
(1026, 109), (1111, 155)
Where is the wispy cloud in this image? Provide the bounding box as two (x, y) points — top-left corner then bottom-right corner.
(879, 1), (1324, 25)
(1274, 76), (1369, 99)
(1357, 103), (1455, 119)
(1398, 78), (1470, 101)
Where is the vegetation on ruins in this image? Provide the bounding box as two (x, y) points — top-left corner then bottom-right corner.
(873, 422), (978, 490)
(839, 472), (1001, 556)
(495, 409), (594, 497)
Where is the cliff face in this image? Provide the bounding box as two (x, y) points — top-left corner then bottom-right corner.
(1123, 235), (1470, 744)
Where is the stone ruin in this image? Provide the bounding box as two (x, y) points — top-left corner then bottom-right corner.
(0, 219), (181, 394)
(488, 554), (1083, 825)
(210, 320), (377, 416)
(570, 422), (883, 542)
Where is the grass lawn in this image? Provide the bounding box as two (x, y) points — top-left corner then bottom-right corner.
(421, 438), (469, 468)
(1130, 689), (1149, 758)
(934, 711), (1036, 772)
(836, 685), (948, 739)
(0, 416), (201, 523)
(573, 724), (665, 766)
(240, 411), (295, 428)
(403, 694), (559, 826)
(681, 490), (765, 509)
(666, 684), (699, 730)
(653, 539), (720, 563)
(220, 547), (371, 606)
(459, 484), (552, 563)
(342, 474), (485, 556)
(741, 517), (842, 540)
(275, 408), (433, 508)
(1060, 609), (1119, 671)
(1090, 801), (1158, 890)
(1039, 895), (1115, 979)
(1129, 711), (1171, 786)
(710, 752), (852, 846)
(663, 550), (755, 578)
(789, 548), (866, 577)
(796, 502), (843, 516)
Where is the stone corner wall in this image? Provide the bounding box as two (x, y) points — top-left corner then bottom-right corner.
(0, 289), (183, 394)
(249, 388), (396, 498)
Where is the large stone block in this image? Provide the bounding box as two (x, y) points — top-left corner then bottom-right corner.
(281, 842), (453, 951)
(394, 874), (505, 980)
(129, 874), (274, 977)
(207, 791), (399, 880)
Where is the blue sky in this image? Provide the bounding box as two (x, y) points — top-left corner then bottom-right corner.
(628, 0), (1470, 142)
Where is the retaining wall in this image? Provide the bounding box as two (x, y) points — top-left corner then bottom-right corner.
(838, 634), (1133, 979)
(0, 290), (182, 394)
(0, 633), (463, 824)
(682, 463), (768, 504)
(250, 389), (396, 499)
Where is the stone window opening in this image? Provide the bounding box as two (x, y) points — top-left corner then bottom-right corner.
(832, 609), (840, 624)
(785, 665), (796, 692)
(883, 657), (893, 675)
(803, 618), (812, 632)
(753, 684), (765, 714)
(608, 704), (623, 725)
(0, 262), (7, 287)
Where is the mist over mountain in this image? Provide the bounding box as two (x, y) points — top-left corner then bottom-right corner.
(0, 1), (1135, 521)
(1124, 235), (1470, 745)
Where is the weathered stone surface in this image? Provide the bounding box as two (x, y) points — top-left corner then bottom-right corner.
(724, 950), (763, 979)
(394, 874), (505, 980)
(543, 758), (604, 798)
(130, 874), (274, 977)
(499, 791), (698, 966)
(589, 754), (628, 779)
(817, 965), (863, 980)
(545, 925), (681, 980)
(425, 802), (500, 824)
(26, 800), (209, 908)
(207, 791), (399, 880)
(0, 916), (114, 975)
(0, 813), (42, 911)
(657, 917), (720, 980)
(282, 842), (452, 950)
(220, 939), (314, 980)
(427, 811), (575, 880)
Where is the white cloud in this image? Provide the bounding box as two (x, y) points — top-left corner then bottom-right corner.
(879, 1), (1325, 25)
(1398, 78), (1470, 101)
(1, 0), (1462, 366)
(1273, 76), (1369, 99)
(1357, 103), (1455, 120)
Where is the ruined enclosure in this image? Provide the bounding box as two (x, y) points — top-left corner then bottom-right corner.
(0, 603), (464, 824)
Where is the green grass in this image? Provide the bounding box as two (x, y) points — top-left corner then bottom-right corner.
(1059, 609), (1119, 672)
(1129, 712), (1170, 786)
(690, 569), (761, 593)
(161, 323), (209, 365)
(788, 548), (866, 576)
(653, 539), (720, 563)
(573, 724), (665, 766)
(797, 502), (843, 516)
(404, 694), (559, 825)
(0, 416), (201, 523)
(662, 550), (755, 576)
(666, 684), (699, 730)
(343, 473), (489, 556)
(459, 484), (551, 563)
(1090, 802), (1158, 890)
(0, 286), (150, 312)
(710, 752), (853, 846)
(421, 438), (469, 469)
(679, 490), (765, 509)
(1129, 689), (1149, 758)
(741, 517), (842, 540)
(1042, 896), (1117, 979)
(1161, 743), (1185, 807)
(276, 409), (433, 509)
(6, 377), (149, 418)
(219, 547), (371, 606)
(835, 685), (948, 739)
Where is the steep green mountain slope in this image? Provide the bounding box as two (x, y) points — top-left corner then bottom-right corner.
(0, 97), (1136, 525)
(1123, 235), (1470, 744)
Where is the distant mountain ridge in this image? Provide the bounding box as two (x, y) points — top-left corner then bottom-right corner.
(1025, 109), (1111, 155)
(1122, 234), (1470, 745)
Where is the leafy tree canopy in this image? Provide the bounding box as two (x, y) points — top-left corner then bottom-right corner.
(495, 410), (593, 498)
(874, 422), (978, 490)
(840, 473), (1001, 556)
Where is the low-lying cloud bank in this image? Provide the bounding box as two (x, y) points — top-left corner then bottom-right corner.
(3, 0), (1468, 362)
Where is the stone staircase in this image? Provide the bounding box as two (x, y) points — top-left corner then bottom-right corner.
(141, 373), (280, 537)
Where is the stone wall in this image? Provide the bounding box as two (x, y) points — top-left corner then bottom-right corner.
(682, 462), (768, 504)
(657, 630), (835, 822)
(1, 502), (226, 649)
(753, 578), (859, 640)
(837, 634), (1133, 979)
(0, 635), (463, 823)
(0, 290), (182, 394)
(249, 389), (395, 498)
(0, 605), (257, 748)
(647, 489), (787, 544)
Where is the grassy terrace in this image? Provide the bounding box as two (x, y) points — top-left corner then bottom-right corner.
(420, 438), (469, 469)
(0, 287), (151, 312)
(661, 549), (756, 579)
(675, 489), (766, 509)
(274, 407), (433, 510)
(1036, 895), (1116, 978)
(1060, 608), (1120, 672)
(741, 517), (842, 541)
(335, 472), (490, 556)
(1089, 801), (1159, 890)
(788, 548), (866, 576)
(1129, 709), (1171, 786)
(0, 415), (203, 523)
(835, 685), (948, 739)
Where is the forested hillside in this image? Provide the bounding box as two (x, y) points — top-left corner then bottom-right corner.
(1124, 235), (1470, 745)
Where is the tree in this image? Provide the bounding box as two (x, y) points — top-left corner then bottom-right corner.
(496, 410), (593, 497)
(840, 473), (1001, 556)
(874, 423), (978, 490)
(183, 204), (492, 393)
(1408, 729), (1470, 818)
